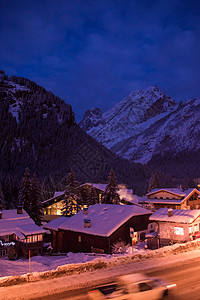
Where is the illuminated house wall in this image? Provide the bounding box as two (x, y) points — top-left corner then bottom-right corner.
(150, 208), (200, 244)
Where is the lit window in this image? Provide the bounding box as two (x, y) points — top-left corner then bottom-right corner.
(32, 235), (37, 242)
(174, 227), (184, 235)
(189, 227), (193, 234)
(78, 236), (81, 242)
(27, 236), (32, 243)
(194, 224), (199, 232)
(38, 234), (43, 241)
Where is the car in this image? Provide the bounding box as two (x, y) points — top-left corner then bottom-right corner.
(88, 272), (176, 299)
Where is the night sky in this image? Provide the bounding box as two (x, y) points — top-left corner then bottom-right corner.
(0, 0), (200, 121)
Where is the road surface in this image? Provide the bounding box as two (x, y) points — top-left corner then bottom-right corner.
(1, 250), (200, 300)
(33, 256), (200, 299)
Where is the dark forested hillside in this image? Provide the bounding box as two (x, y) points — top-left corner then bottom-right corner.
(0, 72), (150, 205)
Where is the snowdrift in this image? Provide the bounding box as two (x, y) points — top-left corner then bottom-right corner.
(1, 239), (200, 287)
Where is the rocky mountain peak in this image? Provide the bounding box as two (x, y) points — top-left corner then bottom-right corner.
(79, 86), (177, 150)
(79, 107), (103, 131)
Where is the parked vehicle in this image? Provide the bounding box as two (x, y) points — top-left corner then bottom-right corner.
(88, 273), (176, 299)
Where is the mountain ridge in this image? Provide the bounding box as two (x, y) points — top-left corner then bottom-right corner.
(79, 86), (200, 181)
(0, 72), (150, 201)
(79, 85), (177, 152)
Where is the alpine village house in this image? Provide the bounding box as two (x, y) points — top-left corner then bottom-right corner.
(140, 188), (200, 210)
(0, 207), (46, 259)
(44, 204), (152, 254)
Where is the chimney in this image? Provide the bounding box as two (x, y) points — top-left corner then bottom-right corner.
(83, 207), (88, 215)
(168, 208), (173, 217)
(84, 218), (91, 228)
(0, 212), (2, 219)
(17, 206), (23, 214)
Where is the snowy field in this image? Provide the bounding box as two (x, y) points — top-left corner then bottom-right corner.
(0, 252), (103, 277)
(1, 239), (200, 280)
(0, 243), (145, 277)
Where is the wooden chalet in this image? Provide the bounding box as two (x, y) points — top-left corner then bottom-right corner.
(0, 207), (46, 259)
(42, 191), (66, 222)
(42, 183), (139, 221)
(44, 204), (152, 254)
(140, 188), (200, 211)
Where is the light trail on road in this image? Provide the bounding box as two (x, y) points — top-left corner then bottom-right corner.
(36, 256), (200, 300)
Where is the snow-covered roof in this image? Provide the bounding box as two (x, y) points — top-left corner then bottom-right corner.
(43, 217), (67, 231)
(54, 191), (65, 198)
(142, 199), (183, 205)
(79, 183), (106, 191)
(42, 191), (65, 204)
(46, 204), (151, 237)
(122, 194), (142, 205)
(150, 208), (200, 224)
(0, 209), (45, 238)
(0, 229), (25, 240)
(146, 188), (198, 198)
(80, 183), (138, 203)
(43, 184), (137, 207)
(0, 209), (30, 220)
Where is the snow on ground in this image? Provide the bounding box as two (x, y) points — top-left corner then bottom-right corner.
(1, 239), (200, 280)
(0, 252), (105, 277)
(0, 243), (146, 277)
(1, 248), (200, 300)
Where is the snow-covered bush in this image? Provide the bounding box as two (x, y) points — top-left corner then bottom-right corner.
(111, 241), (129, 254)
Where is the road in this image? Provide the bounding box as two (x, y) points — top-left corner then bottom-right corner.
(35, 256), (200, 300)
(1, 250), (200, 300)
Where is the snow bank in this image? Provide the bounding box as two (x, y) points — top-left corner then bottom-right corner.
(1, 239), (200, 287)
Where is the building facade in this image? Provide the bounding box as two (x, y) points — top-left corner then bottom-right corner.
(45, 204), (152, 254)
(140, 188), (200, 211)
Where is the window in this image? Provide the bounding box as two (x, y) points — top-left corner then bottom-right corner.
(174, 227), (184, 236)
(139, 282), (152, 292)
(194, 224), (199, 232)
(160, 197), (163, 199)
(38, 235), (43, 241)
(78, 235), (81, 242)
(189, 227), (193, 234)
(27, 236), (32, 243)
(32, 235), (38, 242)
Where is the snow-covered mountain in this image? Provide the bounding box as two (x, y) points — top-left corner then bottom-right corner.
(80, 86), (200, 166)
(0, 71), (150, 197)
(80, 86), (180, 163)
(112, 97), (200, 163)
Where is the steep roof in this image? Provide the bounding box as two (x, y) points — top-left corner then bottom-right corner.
(149, 208), (200, 224)
(0, 209), (45, 239)
(80, 183), (139, 203)
(146, 188), (197, 198)
(43, 217), (66, 231)
(42, 191), (65, 205)
(45, 204), (151, 237)
(143, 188), (200, 205)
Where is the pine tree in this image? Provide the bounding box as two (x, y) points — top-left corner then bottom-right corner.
(147, 172), (160, 193)
(86, 184), (98, 206)
(0, 181), (5, 210)
(62, 169), (82, 216)
(18, 167), (32, 216)
(103, 169), (120, 204)
(31, 173), (43, 226)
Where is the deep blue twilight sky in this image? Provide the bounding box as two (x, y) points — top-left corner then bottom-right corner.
(0, 0), (200, 121)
